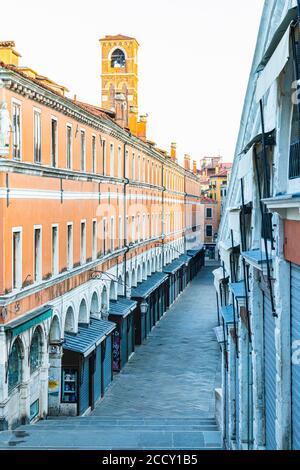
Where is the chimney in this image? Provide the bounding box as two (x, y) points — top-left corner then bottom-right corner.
(0, 41), (21, 66)
(184, 154), (191, 171)
(129, 106), (138, 135)
(137, 114), (147, 141)
(171, 143), (177, 162)
(114, 93), (128, 128)
(193, 160), (197, 175)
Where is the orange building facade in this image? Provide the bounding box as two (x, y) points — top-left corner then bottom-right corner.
(0, 38), (203, 429)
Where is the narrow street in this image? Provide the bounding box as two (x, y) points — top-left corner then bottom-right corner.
(0, 264), (221, 450)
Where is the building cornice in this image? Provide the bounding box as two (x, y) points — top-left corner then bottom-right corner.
(0, 68), (196, 180)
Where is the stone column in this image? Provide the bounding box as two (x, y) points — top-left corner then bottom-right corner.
(48, 345), (63, 416)
(228, 331), (236, 446)
(274, 214), (291, 450)
(249, 268), (266, 449)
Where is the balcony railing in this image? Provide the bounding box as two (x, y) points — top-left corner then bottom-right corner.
(289, 141), (300, 179)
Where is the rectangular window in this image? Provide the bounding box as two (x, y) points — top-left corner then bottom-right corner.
(12, 102), (21, 160)
(12, 229), (22, 289)
(110, 143), (114, 176)
(119, 216), (122, 249)
(102, 140), (106, 176)
(206, 208), (212, 218)
(126, 216), (129, 245)
(125, 150), (129, 179)
(137, 215), (140, 243)
(52, 225), (59, 276)
(131, 215), (135, 243)
(51, 118), (58, 167)
(118, 146), (122, 178)
(34, 110), (41, 163)
(80, 221), (86, 264)
(66, 125), (72, 169)
(80, 130), (86, 171)
(103, 218), (107, 255)
(110, 217), (115, 252)
(206, 225), (213, 237)
(34, 227), (42, 282)
(92, 219), (97, 260)
(67, 223), (73, 270)
(138, 156), (141, 181)
(132, 153), (135, 180)
(92, 135), (96, 173)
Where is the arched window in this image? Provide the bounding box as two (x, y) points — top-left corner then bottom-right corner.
(111, 49), (126, 68)
(8, 338), (22, 391)
(30, 329), (42, 374)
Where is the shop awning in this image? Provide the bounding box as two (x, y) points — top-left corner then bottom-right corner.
(63, 318), (116, 358)
(228, 207), (241, 234)
(163, 255), (186, 275)
(131, 272), (169, 300)
(230, 281), (246, 299)
(213, 267), (229, 291)
(255, 6), (297, 102)
(241, 130), (276, 155)
(221, 305), (235, 325)
(242, 249), (273, 273)
(187, 245), (204, 258)
(108, 298), (137, 318)
(4, 305), (53, 337)
(214, 326), (225, 344)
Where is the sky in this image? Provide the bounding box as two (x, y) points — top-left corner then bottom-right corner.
(1, 0), (264, 166)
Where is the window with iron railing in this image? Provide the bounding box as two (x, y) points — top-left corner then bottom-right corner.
(289, 30), (300, 179)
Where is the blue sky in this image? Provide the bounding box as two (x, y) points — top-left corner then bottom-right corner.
(1, 0), (264, 165)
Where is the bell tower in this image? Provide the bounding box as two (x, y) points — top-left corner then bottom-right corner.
(100, 35), (139, 133)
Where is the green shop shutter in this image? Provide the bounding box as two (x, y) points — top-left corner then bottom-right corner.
(103, 335), (112, 392)
(79, 357), (90, 415)
(128, 313), (134, 357)
(121, 318), (128, 368)
(93, 345), (101, 403)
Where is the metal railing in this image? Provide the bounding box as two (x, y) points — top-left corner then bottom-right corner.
(289, 141), (300, 179)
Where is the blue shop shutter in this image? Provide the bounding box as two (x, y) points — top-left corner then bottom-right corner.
(103, 335), (112, 392)
(146, 306), (151, 336)
(141, 314), (146, 341)
(264, 293), (276, 450)
(94, 345), (101, 403)
(291, 264), (300, 450)
(235, 350), (240, 448)
(79, 357), (90, 415)
(121, 318), (128, 369)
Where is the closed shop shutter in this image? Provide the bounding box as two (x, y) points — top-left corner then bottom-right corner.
(263, 292), (276, 450)
(291, 264), (300, 450)
(128, 313), (134, 357)
(79, 357), (90, 415)
(141, 314), (146, 341)
(146, 305), (151, 336)
(121, 318), (128, 368)
(103, 336), (112, 392)
(94, 346), (101, 403)
(235, 352), (240, 447)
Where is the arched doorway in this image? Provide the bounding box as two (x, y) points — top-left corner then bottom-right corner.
(64, 306), (75, 333)
(90, 292), (100, 319)
(79, 298), (89, 324)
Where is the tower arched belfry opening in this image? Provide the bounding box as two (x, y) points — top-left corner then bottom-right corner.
(111, 48), (126, 68)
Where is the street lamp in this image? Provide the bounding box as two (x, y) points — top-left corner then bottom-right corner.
(140, 300), (148, 317)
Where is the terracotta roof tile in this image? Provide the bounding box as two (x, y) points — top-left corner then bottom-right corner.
(100, 34), (137, 42)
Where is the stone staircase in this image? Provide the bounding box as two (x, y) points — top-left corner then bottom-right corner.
(0, 416), (222, 450)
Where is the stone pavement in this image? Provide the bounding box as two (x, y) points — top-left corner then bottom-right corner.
(0, 264), (222, 450)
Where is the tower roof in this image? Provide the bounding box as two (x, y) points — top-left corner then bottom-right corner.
(100, 34), (138, 43)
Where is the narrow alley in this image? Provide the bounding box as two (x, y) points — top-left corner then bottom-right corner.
(0, 264), (221, 450)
